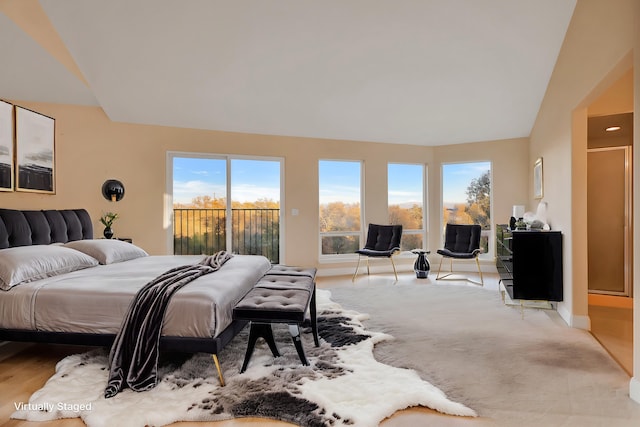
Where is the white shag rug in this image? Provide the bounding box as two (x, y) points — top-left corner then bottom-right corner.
(12, 289), (475, 427)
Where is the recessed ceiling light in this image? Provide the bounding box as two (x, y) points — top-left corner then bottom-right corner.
(605, 126), (621, 132)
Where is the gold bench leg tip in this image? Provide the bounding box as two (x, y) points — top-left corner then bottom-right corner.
(212, 354), (225, 387)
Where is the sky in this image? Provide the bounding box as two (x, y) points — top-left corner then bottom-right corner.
(173, 156), (490, 206)
(318, 161), (490, 205)
(442, 161), (491, 205)
(388, 163), (423, 206)
(173, 157), (280, 204)
(318, 160), (362, 204)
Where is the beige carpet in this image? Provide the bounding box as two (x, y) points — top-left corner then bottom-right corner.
(330, 283), (640, 427)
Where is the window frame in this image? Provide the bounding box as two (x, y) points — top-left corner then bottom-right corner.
(166, 151), (285, 261)
(440, 161), (493, 259)
(387, 162), (428, 253)
(318, 159), (364, 262)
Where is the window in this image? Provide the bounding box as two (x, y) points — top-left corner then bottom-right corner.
(170, 154), (282, 263)
(388, 163), (426, 251)
(319, 160), (362, 256)
(442, 161), (492, 256)
(172, 156), (227, 255)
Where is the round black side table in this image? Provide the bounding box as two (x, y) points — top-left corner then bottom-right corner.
(411, 250), (431, 279)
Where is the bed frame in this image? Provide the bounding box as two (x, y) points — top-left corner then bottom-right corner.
(0, 208), (248, 385)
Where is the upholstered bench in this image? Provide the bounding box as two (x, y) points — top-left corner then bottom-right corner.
(233, 266), (319, 373)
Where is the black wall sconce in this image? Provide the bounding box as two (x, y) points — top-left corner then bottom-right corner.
(102, 179), (125, 202)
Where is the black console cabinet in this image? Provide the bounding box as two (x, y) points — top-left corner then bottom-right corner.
(496, 225), (563, 302)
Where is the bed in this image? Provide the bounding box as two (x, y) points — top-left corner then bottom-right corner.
(0, 208), (272, 384)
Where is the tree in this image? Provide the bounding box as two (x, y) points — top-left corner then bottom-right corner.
(465, 170), (490, 228)
(173, 195), (280, 262)
(319, 201), (360, 232)
(388, 204), (422, 230)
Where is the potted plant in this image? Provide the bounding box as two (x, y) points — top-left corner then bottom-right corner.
(515, 219), (527, 230)
(100, 212), (119, 239)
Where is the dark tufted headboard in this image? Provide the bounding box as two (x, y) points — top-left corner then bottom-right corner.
(0, 209), (93, 249)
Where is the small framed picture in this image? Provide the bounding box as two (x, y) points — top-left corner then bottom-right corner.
(533, 157), (543, 199)
(15, 106), (55, 194)
(0, 100), (13, 191)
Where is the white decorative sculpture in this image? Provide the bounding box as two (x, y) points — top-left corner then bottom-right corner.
(536, 201), (548, 225)
(521, 201), (549, 230)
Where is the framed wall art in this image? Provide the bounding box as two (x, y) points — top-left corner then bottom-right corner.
(0, 100), (13, 191)
(533, 157), (543, 199)
(15, 106), (55, 194)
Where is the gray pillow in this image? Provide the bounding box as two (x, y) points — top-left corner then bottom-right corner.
(64, 239), (148, 265)
(0, 245), (99, 290)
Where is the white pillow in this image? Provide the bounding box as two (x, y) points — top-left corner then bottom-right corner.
(64, 239), (148, 265)
(0, 245), (99, 291)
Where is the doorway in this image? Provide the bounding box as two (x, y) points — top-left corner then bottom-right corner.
(587, 112), (634, 374)
(587, 135), (632, 297)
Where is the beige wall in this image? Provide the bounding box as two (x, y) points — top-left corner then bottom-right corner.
(529, 0), (639, 401)
(530, 0), (636, 326)
(589, 68), (634, 116)
(1, 101), (528, 274)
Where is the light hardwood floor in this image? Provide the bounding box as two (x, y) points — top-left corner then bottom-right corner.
(0, 272), (633, 427)
(588, 293), (634, 375)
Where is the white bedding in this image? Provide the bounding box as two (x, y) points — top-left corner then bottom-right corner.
(0, 254), (272, 338)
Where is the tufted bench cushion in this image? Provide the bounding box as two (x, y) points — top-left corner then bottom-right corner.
(233, 265), (318, 372)
(256, 273), (313, 289)
(233, 286), (311, 323)
(263, 265), (317, 277)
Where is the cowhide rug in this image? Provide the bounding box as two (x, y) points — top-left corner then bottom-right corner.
(12, 290), (475, 427)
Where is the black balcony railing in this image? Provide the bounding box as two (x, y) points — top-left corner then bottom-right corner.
(173, 208), (226, 256)
(173, 208), (280, 263)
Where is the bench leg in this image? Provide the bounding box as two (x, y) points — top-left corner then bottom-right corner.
(212, 354), (225, 387)
(240, 322), (281, 373)
(310, 287), (319, 347)
(289, 324), (309, 366)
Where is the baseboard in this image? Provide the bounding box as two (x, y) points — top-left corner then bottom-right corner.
(571, 314), (591, 330)
(318, 264), (413, 278)
(630, 377), (640, 404)
(555, 303), (571, 326)
(556, 303), (590, 330)
(318, 256), (496, 277)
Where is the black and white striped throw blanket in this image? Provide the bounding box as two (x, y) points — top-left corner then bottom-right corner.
(105, 251), (233, 398)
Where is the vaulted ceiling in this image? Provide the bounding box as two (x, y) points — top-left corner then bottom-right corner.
(0, 0), (577, 146)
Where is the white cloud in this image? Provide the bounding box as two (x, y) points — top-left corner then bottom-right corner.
(173, 180), (225, 204)
(388, 189), (422, 205)
(231, 183), (280, 203)
(319, 184), (360, 204)
(173, 181), (280, 204)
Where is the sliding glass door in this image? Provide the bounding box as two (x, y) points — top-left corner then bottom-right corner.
(230, 159), (281, 262)
(170, 154), (282, 263)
